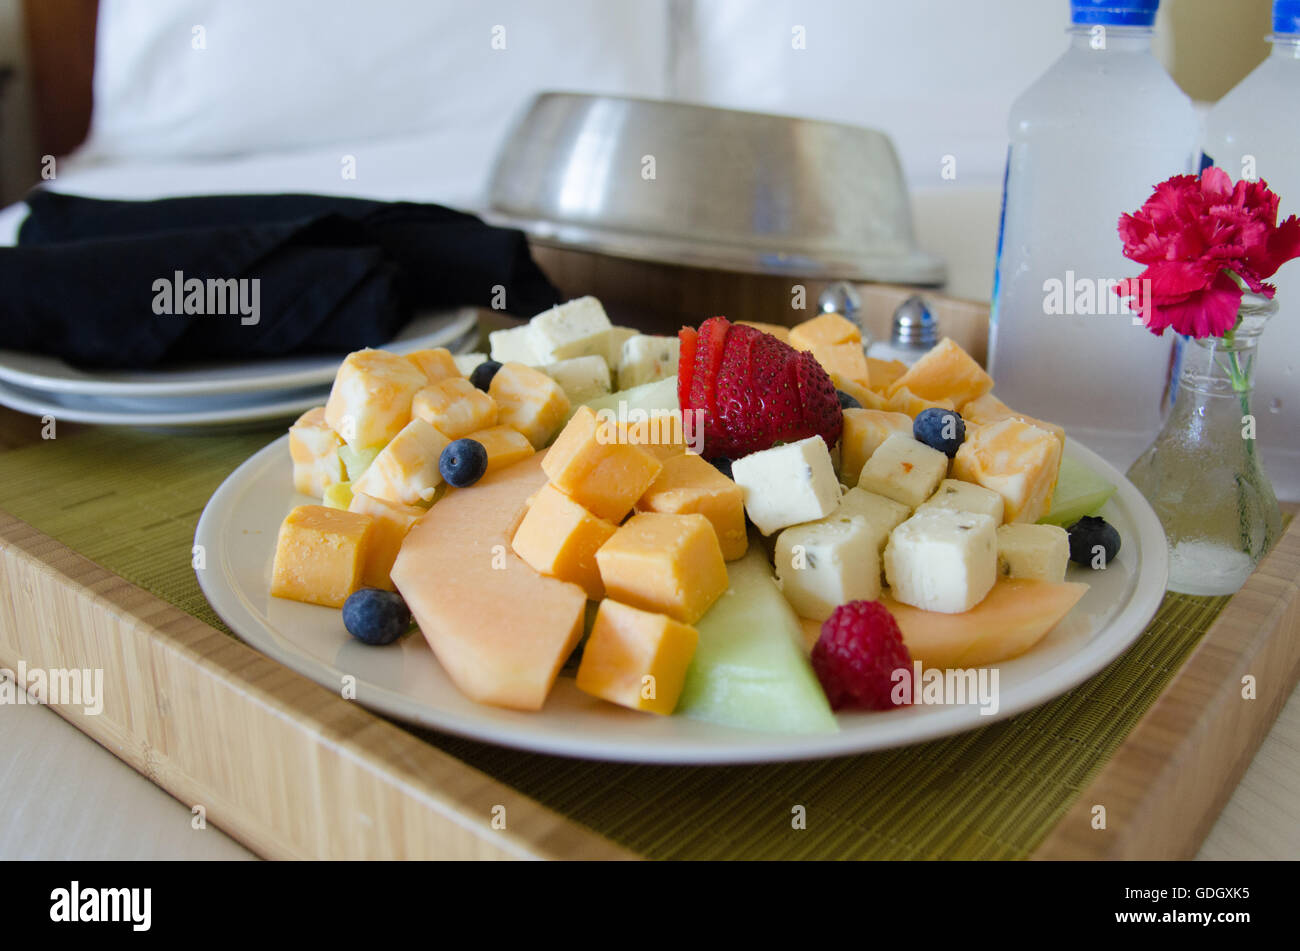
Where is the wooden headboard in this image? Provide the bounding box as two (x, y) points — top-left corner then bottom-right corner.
(22, 0), (98, 157)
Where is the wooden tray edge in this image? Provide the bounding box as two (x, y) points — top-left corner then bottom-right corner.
(0, 511), (637, 861)
(1032, 517), (1300, 860)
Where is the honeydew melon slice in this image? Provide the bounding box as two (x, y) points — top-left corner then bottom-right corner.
(580, 375), (678, 417)
(1039, 456), (1116, 527)
(677, 545), (838, 734)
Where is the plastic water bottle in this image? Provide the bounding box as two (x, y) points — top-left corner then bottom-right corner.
(988, 0), (1199, 462)
(1203, 0), (1300, 500)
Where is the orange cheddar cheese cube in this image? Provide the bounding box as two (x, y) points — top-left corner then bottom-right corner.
(405, 347), (462, 385)
(348, 491), (423, 590)
(811, 342), (870, 389)
(952, 418), (1063, 523)
(289, 407), (344, 498)
(866, 357), (908, 394)
(324, 348), (428, 448)
(962, 392), (1066, 453)
(888, 337), (993, 407)
(465, 425), (535, 474)
(352, 417), (449, 506)
(737, 320), (791, 343)
(270, 505), (374, 608)
(788, 312), (861, 352)
(636, 453), (747, 561)
(840, 409), (914, 484)
(610, 411), (688, 460)
(542, 406), (663, 522)
(595, 512), (728, 624)
(412, 377), (498, 440)
(575, 599), (699, 715)
(886, 386), (956, 418)
(489, 362), (571, 449)
(511, 482), (617, 599)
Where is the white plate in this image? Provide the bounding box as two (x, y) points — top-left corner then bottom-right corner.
(195, 436), (1168, 764)
(0, 308), (478, 399)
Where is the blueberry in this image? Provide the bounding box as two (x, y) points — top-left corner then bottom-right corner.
(836, 389), (862, 410)
(913, 407), (966, 458)
(707, 457), (734, 479)
(439, 438), (489, 488)
(342, 588), (411, 646)
(1067, 516), (1121, 569)
(469, 360), (502, 392)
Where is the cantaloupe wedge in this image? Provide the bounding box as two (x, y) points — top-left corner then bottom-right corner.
(881, 578), (1088, 668)
(390, 453), (587, 711)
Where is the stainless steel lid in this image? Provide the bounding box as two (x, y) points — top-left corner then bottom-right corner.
(486, 93), (946, 285)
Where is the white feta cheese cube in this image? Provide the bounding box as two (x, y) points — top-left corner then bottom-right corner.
(884, 509), (997, 614)
(835, 487), (911, 551)
(917, 478), (1006, 523)
(488, 324), (541, 365)
(604, 326), (639, 368)
(775, 516), (879, 620)
(541, 354), (612, 405)
(996, 523), (1070, 583)
(731, 436), (841, 536)
(617, 334), (680, 389)
(453, 352), (488, 376)
(528, 296), (613, 364)
(856, 433), (948, 509)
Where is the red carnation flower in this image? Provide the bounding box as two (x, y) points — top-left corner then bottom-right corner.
(1114, 167), (1300, 338)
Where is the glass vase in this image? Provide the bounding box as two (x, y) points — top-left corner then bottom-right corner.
(1126, 294), (1283, 595)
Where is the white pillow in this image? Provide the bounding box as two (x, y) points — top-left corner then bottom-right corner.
(83, 0), (669, 166)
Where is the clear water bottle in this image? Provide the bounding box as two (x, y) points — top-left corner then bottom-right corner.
(1203, 0), (1300, 500)
(988, 0), (1199, 462)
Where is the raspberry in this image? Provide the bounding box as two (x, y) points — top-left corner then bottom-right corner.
(811, 601), (913, 711)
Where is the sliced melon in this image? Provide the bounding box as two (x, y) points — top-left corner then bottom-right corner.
(881, 578), (1088, 668)
(581, 375), (678, 417)
(677, 546), (838, 734)
(1040, 456), (1116, 527)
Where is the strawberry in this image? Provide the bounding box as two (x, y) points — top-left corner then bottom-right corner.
(674, 316), (843, 459)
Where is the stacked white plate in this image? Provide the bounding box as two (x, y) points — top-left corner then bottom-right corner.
(0, 308), (480, 430)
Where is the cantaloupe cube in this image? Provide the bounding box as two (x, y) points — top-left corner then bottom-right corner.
(888, 337), (993, 407)
(952, 418), (1063, 523)
(737, 321), (791, 342)
(788, 312), (861, 352)
(839, 409), (913, 485)
(595, 512), (728, 624)
(575, 599), (699, 715)
(347, 491), (424, 590)
(352, 417), (449, 506)
(542, 406), (663, 522)
(406, 347), (462, 385)
(810, 342), (870, 388)
(489, 362), (571, 449)
(289, 407), (344, 498)
(886, 386), (956, 418)
(465, 425), (535, 474)
(324, 348), (428, 448)
(637, 453), (747, 561)
(866, 357), (907, 394)
(511, 483), (617, 599)
(962, 392), (1066, 453)
(412, 377), (498, 440)
(270, 505), (374, 608)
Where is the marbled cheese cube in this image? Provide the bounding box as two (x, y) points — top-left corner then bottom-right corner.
(352, 417), (449, 506)
(636, 452), (747, 561)
(730, 436), (841, 536)
(348, 491), (424, 590)
(832, 376), (888, 413)
(529, 296), (613, 364)
(412, 377), (498, 440)
(834, 487), (911, 552)
(889, 337), (993, 407)
(542, 354), (612, 405)
(512, 483), (618, 600)
(617, 334), (680, 389)
(489, 362), (571, 448)
(488, 323), (541, 365)
(405, 347), (461, 385)
(952, 418), (1063, 523)
(324, 348), (428, 448)
(289, 407), (344, 498)
(575, 599), (699, 716)
(810, 342), (870, 389)
(840, 409), (913, 485)
(996, 523), (1070, 583)
(886, 386), (956, 418)
(961, 392), (1066, 453)
(775, 516), (879, 620)
(918, 478), (1006, 524)
(866, 357), (907, 394)
(542, 406), (662, 522)
(270, 505), (374, 608)
(595, 512), (728, 624)
(856, 433), (948, 509)
(788, 312), (861, 351)
(884, 509), (997, 614)
(464, 425), (535, 474)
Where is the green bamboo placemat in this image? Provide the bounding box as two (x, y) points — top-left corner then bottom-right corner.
(0, 427), (1231, 859)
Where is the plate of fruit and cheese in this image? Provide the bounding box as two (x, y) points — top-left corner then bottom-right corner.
(195, 300), (1168, 764)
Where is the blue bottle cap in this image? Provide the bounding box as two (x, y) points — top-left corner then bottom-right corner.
(1070, 0), (1160, 27)
(1275, 0), (1300, 35)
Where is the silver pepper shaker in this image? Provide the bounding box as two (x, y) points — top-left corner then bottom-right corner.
(868, 294), (939, 366)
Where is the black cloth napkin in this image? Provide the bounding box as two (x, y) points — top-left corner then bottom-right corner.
(3, 191), (560, 368)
